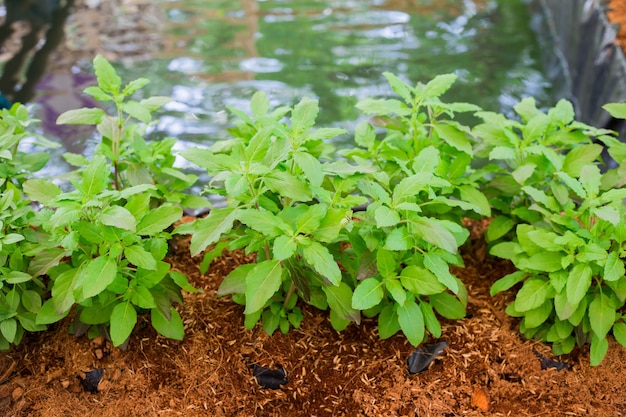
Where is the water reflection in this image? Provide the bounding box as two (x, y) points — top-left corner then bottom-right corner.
(0, 0), (555, 176)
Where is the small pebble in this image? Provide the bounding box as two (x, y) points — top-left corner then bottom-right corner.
(61, 380), (70, 389)
(92, 335), (104, 347)
(94, 349), (104, 360)
(11, 387), (23, 401)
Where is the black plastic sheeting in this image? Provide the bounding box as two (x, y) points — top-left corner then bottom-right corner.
(530, 0), (626, 139)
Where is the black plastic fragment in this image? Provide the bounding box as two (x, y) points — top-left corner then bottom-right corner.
(407, 341), (448, 375)
(78, 368), (104, 393)
(533, 349), (571, 371)
(250, 364), (288, 389)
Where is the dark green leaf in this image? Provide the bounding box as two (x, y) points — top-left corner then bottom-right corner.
(323, 282), (360, 324)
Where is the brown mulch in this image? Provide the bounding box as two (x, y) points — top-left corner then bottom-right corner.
(2, 223), (626, 417)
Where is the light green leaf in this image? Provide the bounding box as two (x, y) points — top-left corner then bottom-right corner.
(236, 209), (287, 238)
(302, 241), (341, 285)
(399, 265), (446, 295)
(603, 102), (626, 119)
(420, 301), (442, 338)
(412, 146), (440, 174)
(563, 144), (603, 177)
(273, 235), (297, 260)
(590, 335), (609, 366)
(151, 307), (184, 341)
(604, 251), (625, 282)
(51, 268), (80, 314)
(244, 260), (283, 314)
(294, 151), (324, 187)
(490, 271), (527, 296)
(433, 124), (472, 155)
(458, 185), (491, 216)
(384, 226), (412, 251)
(175, 207), (239, 257)
(81, 256), (118, 299)
(588, 292), (615, 340)
(296, 204), (328, 234)
(136, 204), (182, 235)
(412, 217), (459, 254)
(376, 249), (397, 279)
(323, 282), (360, 324)
(613, 322), (626, 348)
(0, 318), (16, 343)
(291, 97), (319, 136)
(125, 245), (157, 270)
(593, 206), (621, 226)
(430, 292), (466, 319)
(514, 278), (551, 312)
(93, 54), (122, 93)
(79, 155), (109, 198)
(423, 253), (458, 294)
(566, 263), (592, 306)
(383, 72), (413, 102)
(377, 304), (400, 339)
(130, 285), (157, 309)
(374, 205), (400, 228)
(489, 146), (517, 160)
(486, 216), (515, 243)
(512, 163), (536, 185)
(384, 278), (406, 305)
(121, 101), (152, 123)
(110, 301), (137, 347)
(397, 299), (425, 347)
(352, 278), (384, 310)
(100, 205), (137, 232)
(23, 179), (61, 204)
(264, 171), (312, 201)
(422, 73), (457, 98)
(56, 108), (105, 125)
(217, 264), (254, 296)
(518, 252), (563, 273)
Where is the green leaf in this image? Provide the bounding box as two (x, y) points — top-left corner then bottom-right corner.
(590, 334), (609, 366)
(244, 260), (283, 314)
(412, 217), (458, 254)
(518, 252), (563, 273)
(313, 208), (351, 243)
(130, 285), (157, 309)
(422, 73), (457, 98)
(291, 97), (319, 136)
(458, 185), (491, 216)
(423, 253), (458, 294)
(384, 278), (406, 305)
(603, 102), (626, 119)
(376, 249), (397, 279)
(613, 322), (626, 348)
(397, 299), (425, 346)
(588, 292), (615, 339)
(21, 290), (42, 313)
(83, 86), (112, 101)
(23, 179), (61, 204)
(121, 101), (152, 123)
(56, 108), (105, 125)
(81, 256), (118, 299)
(79, 155), (109, 197)
(301, 242), (341, 285)
(354, 120), (376, 148)
(514, 278), (551, 312)
(0, 318), (17, 343)
(384, 226), (412, 251)
(399, 265), (445, 295)
(412, 146), (440, 174)
(218, 264), (254, 296)
(486, 216), (515, 243)
(136, 204), (182, 235)
(110, 301), (137, 347)
(323, 282), (360, 324)
(490, 271), (527, 296)
(593, 206), (621, 226)
(420, 301), (442, 338)
(566, 263), (592, 306)
(383, 72), (413, 102)
(264, 171), (312, 201)
(296, 204), (328, 235)
(392, 173), (433, 202)
(429, 292), (466, 319)
(236, 209), (287, 237)
(151, 307), (184, 341)
(100, 205), (137, 232)
(93, 54), (122, 93)
(356, 98), (411, 116)
(125, 245), (157, 270)
(352, 278), (384, 310)
(512, 163), (536, 185)
(175, 207), (239, 257)
(377, 304), (400, 339)
(562, 144), (603, 177)
(604, 252), (625, 282)
(294, 151), (324, 187)
(374, 205), (400, 228)
(273, 235), (297, 261)
(433, 124), (472, 155)
(51, 268), (80, 314)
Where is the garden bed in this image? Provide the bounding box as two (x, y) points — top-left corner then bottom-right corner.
(2, 2), (626, 417)
(1, 226), (626, 417)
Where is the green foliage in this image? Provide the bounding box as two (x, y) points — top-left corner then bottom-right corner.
(488, 99), (626, 365)
(18, 55), (202, 348)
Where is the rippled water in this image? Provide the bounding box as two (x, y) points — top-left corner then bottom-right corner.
(21, 0), (555, 176)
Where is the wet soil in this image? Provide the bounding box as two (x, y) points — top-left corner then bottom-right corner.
(2, 221), (626, 417)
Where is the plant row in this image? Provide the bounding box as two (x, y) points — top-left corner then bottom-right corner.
(1, 56), (625, 365)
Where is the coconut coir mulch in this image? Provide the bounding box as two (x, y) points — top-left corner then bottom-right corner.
(2, 220), (626, 417)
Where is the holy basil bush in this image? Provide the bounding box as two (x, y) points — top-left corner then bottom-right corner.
(1, 54), (625, 366)
(22, 56), (202, 347)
